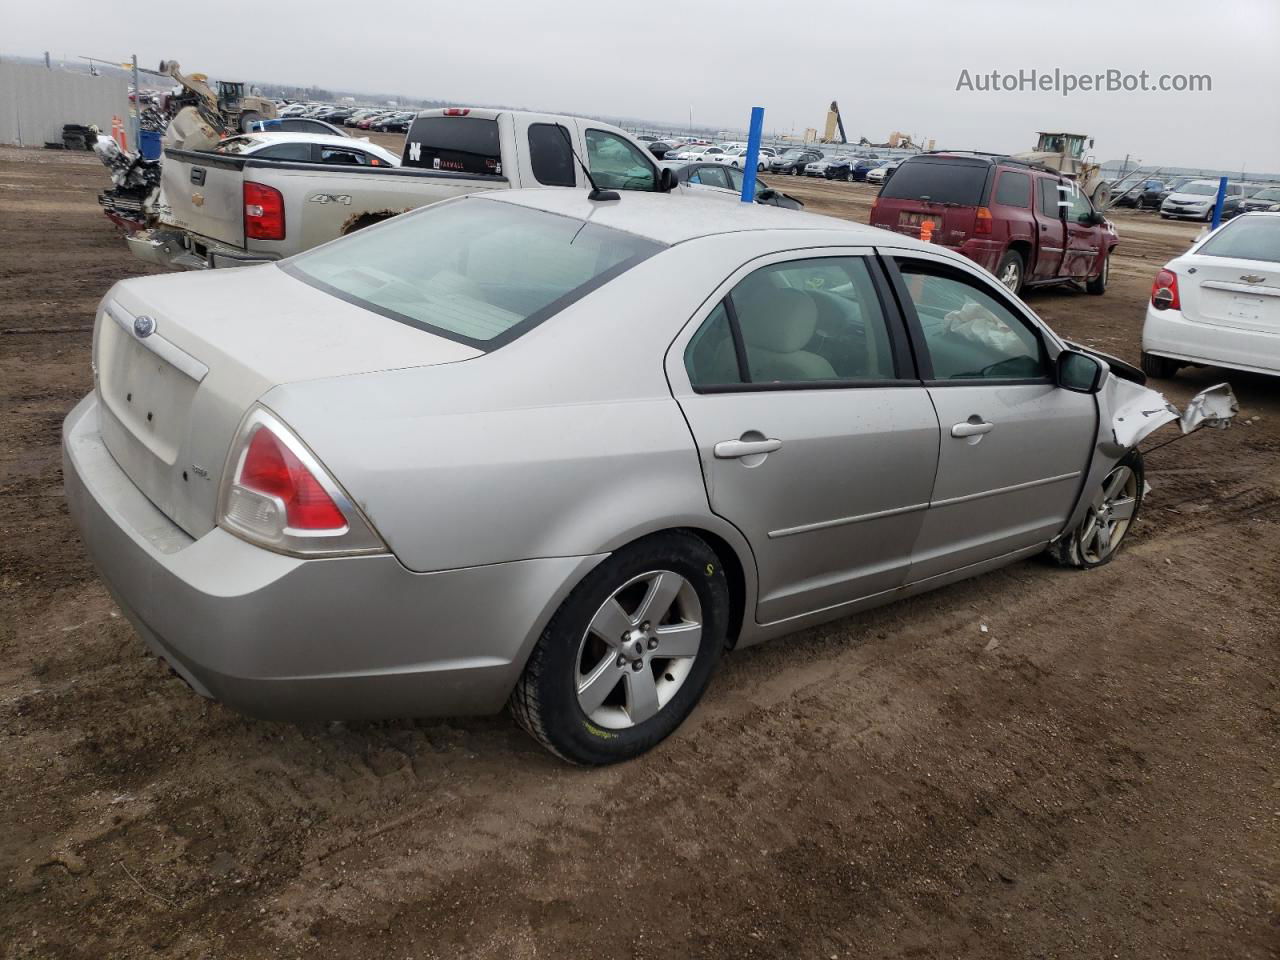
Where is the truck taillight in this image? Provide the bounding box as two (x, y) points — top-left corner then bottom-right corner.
(443, 108), (471, 116)
(244, 181), (285, 240)
(219, 407), (384, 557)
(1151, 268), (1180, 311)
(974, 206), (993, 235)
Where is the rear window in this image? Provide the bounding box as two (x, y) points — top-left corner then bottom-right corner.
(1197, 217), (1280, 263)
(284, 197), (664, 349)
(879, 159), (990, 206)
(402, 116), (502, 176)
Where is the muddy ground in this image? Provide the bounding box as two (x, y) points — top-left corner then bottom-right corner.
(1, 144), (1277, 960)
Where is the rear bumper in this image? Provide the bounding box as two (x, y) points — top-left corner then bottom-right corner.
(1142, 304), (1280, 376)
(62, 393), (601, 720)
(127, 229), (281, 271)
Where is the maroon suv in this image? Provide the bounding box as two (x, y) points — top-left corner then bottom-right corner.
(869, 153), (1119, 296)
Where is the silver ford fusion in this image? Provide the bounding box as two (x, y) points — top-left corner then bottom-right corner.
(63, 190), (1236, 764)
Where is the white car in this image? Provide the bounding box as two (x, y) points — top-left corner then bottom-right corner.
(214, 132), (401, 167)
(866, 161), (900, 184)
(675, 145), (726, 162)
(1142, 212), (1280, 378)
(1159, 179), (1245, 221)
(711, 146), (777, 171)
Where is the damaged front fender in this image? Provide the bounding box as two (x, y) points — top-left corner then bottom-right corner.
(1101, 377), (1237, 454)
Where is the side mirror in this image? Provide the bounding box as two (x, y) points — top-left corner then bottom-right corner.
(1057, 349), (1105, 393)
(659, 167), (679, 193)
(1089, 210), (1107, 226)
(757, 188), (776, 201)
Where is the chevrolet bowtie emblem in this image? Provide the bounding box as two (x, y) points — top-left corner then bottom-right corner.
(191, 192), (205, 207)
(1239, 275), (1265, 284)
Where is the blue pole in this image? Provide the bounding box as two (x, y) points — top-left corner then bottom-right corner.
(740, 106), (765, 203)
(1210, 175), (1228, 229)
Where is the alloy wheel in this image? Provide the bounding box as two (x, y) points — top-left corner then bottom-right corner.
(1077, 465), (1139, 564)
(575, 570), (702, 730)
(1000, 260), (1021, 292)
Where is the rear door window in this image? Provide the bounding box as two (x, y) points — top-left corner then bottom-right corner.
(994, 170), (1031, 208)
(527, 123), (575, 187)
(403, 116), (503, 176)
(688, 166), (730, 189)
(1038, 177), (1065, 217)
(879, 158), (989, 206)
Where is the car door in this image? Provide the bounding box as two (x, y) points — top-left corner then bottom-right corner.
(885, 253), (1096, 582)
(666, 250), (940, 624)
(1063, 188), (1102, 278)
(1032, 175), (1067, 280)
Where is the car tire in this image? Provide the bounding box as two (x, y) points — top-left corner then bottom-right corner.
(1140, 351), (1180, 379)
(1047, 450), (1144, 570)
(509, 531), (730, 765)
(1086, 253), (1109, 295)
(996, 250), (1024, 295)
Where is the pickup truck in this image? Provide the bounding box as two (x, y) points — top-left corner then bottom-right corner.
(128, 108), (676, 270)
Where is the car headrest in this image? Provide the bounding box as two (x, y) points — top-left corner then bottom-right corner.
(736, 288), (818, 354)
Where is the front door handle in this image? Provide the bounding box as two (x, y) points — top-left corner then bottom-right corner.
(714, 438), (783, 459)
(951, 420), (994, 438)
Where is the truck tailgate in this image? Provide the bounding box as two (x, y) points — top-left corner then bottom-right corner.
(160, 148), (245, 248)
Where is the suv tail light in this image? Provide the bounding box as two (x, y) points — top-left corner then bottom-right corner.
(244, 181), (285, 240)
(1151, 268), (1180, 311)
(974, 206), (993, 235)
(219, 407), (384, 556)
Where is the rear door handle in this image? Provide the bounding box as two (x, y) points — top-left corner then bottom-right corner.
(714, 438), (782, 459)
(951, 420), (994, 438)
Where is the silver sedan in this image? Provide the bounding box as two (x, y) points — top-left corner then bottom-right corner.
(63, 190), (1236, 764)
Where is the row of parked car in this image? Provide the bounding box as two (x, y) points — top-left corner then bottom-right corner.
(276, 101), (416, 132)
(1110, 175), (1280, 220)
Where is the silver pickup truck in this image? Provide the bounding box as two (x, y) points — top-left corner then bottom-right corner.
(129, 108), (675, 269)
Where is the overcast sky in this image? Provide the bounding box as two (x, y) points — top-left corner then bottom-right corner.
(6, 0), (1277, 171)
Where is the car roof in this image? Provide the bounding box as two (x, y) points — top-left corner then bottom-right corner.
(486, 188), (929, 249)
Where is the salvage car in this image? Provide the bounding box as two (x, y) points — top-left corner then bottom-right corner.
(1160, 179), (1247, 221)
(1142, 212), (1280, 378)
(64, 190), (1235, 765)
(870, 152), (1118, 296)
(1239, 186), (1280, 213)
(129, 108), (673, 269)
(769, 147), (823, 175)
(214, 133), (400, 166)
(663, 161), (803, 209)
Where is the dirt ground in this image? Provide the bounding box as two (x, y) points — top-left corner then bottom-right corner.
(1, 144), (1277, 960)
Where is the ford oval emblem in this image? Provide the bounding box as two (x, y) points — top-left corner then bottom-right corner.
(133, 315), (156, 338)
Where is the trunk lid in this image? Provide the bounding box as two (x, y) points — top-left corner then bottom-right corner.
(1180, 253), (1280, 335)
(159, 148), (246, 248)
(95, 264), (480, 539)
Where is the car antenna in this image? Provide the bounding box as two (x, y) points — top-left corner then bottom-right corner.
(558, 127), (619, 202)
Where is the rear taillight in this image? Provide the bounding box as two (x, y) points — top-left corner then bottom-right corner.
(219, 407), (384, 556)
(974, 206), (993, 235)
(1151, 268), (1180, 311)
(443, 108), (471, 116)
(244, 181), (285, 241)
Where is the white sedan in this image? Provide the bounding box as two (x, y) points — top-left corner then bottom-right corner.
(710, 146), (777, 171)
(866, 161), (900, 184)
(1142, 212), (1280, 378)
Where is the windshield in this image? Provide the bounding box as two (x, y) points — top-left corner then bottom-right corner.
(1252, 189), (1280, 202)
(1198, 217), (1280, 262)
(285, 198), (664, 349)
(1179, 182), (1219, 196)
(782, 149), (808, 158)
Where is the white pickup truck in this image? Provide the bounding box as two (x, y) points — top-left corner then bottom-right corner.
(129, 108), (676, 270)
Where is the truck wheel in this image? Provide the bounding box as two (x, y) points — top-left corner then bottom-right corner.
(239, 111), (262, 133)
(1086, 253), (1109, 295)
(996, 250), (1024, 295)
(1140, 352), (1180, 379)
